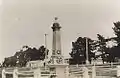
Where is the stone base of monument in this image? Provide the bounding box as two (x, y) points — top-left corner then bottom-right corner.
(48, 64), (68, 78)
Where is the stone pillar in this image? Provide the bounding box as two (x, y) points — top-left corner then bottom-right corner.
(34, 68), (41, 78)
(2, 68), (6, 78)
(117, 65), (120, 77)
(13, 67), (18, 78)
(92, 66), (96, 78)
(50, 17), (63, 65)
(52, 17), (61, 55)
(82, 66), (89, 78)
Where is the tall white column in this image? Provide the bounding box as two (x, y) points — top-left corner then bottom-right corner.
(13, 67), (18, 78)
(2, 68), (6, 78)
(44, 33), (48, 60)
(86, 37), (89, 64)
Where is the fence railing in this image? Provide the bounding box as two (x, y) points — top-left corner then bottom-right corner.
(0, 63), (120, 78)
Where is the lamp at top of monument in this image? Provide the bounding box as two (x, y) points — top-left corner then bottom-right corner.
(52, 17), (61, 31)
(55, 17), (58, 20)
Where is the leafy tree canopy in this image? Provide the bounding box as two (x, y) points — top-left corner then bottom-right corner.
(69, 37), (96, 65)
(2, 45), (49, 67)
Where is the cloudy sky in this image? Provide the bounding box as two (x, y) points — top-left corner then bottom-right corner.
(0, 0), (120, 63)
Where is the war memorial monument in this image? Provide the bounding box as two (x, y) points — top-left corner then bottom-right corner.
(0, 18), (120, 78)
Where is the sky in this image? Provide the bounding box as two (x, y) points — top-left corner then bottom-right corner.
(0, 0), (120, 63)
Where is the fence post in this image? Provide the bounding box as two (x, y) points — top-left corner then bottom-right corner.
(117, 65), (120, 77)
(83, 66), (89, 78)
(34, 67), (41, 78)
(13, 67), (18, 78)
(2, 68), (6, 78)
(92, 65), (96, 78)
(65, 66), (69, 78)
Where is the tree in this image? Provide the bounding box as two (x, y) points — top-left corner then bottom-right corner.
(112, 21), (120, 46)
(95, 22), (120, 63)
(2, 45), (49, 67)
(97, 34), (106, 63)
(69, 37), (96, 65)
(96, 34), (115, 63)
(2, 56), (17, 67)
(107, 21), (120, 62)
(0, 63), (2, 68)
(87, 38), (96, 63)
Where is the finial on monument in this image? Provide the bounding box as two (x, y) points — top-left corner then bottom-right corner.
(54, 17), (58, 23)
(55, 17), (58, 20)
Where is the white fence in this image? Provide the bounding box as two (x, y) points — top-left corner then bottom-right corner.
(69, 63), (120, 78)
(0, 67), (56, 78)
(0, 63), (120, 78)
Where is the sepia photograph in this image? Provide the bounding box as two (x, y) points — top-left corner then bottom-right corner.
(0, 0), (120, 78)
